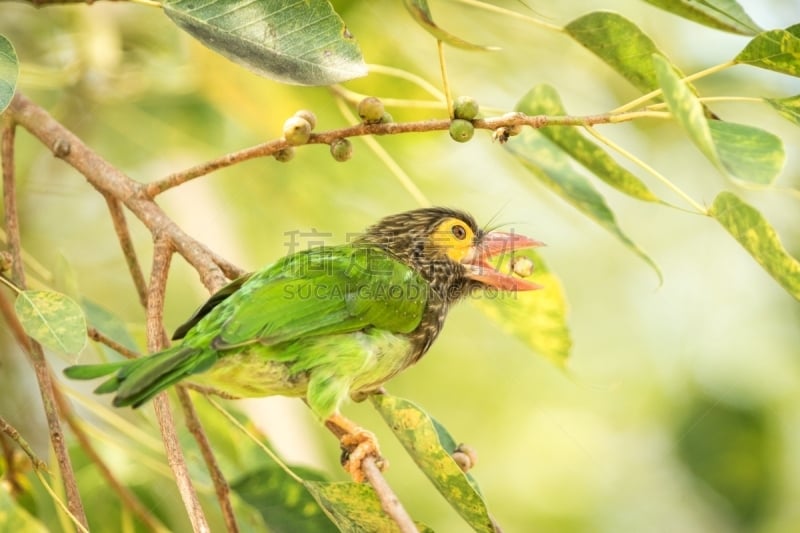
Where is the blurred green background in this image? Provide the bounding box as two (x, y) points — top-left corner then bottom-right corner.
(1, 1), (799, 531)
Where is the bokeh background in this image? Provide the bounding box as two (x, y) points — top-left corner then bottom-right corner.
(1, 0), (799, 531)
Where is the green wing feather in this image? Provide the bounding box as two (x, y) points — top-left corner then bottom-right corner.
(171, 274), (251, 340)
(64, 244), (428, 408)
(211, 245), (427, 348)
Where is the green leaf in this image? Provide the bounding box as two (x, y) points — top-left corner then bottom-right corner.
(519, 84), (660, 203)
(506, 99), (662, 281)
(14, 290), (87, 356)
(642, 0), (761, 35)
(708, 121), (784, 187)
(303, 480), (433, 533)
(735, 26), (800, 77)
(402, 0), (499, 51)
(709, 192), (800, 300)
(565, 11), (671, 93)
(765, 94), (800, 126)
(473, 249), (571, 367)
(676, 395), (773, 525)
(162, 0), (367, 86)
(232, 464), (338, 533)
(371, 393), (499, 533)
(0, 34), (18, 113)
(653, 54), (718, 162)
(654, 54), (785, 186)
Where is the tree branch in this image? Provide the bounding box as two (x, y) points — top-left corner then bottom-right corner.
(1, 116), (89, 530)
(142, 110), (629, 196)
(146, 236), (210, 533)
(6, 92), (234, 293)
(53, 388), (170, 533)
(102, 193), (150, 308)
(362, 456), (419, 533)
(177, 386), (240, 533)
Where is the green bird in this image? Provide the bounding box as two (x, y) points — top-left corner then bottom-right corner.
(65, 207), (542, 480)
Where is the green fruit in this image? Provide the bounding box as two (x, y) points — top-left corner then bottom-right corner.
(453, 96), (479, 120)
(293, 109), (317, 131)
(274, 147), (295, 162)
(330, 138), (353, 161)
(449, 119), (474, 143)
(357, 97), (385, 124)
(283, 116), (312, 146)
(379, 112), (394, 124)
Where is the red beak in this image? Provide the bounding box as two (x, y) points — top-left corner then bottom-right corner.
(463, 231), (545, 291)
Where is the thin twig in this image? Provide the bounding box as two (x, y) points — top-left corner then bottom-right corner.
(53, 388), (170, 533)
(142, 111), (633, 196)
(87, 327), (141, 360)
(177, 386), (240, 533)
(1, 116), (89, 530)
(1, 411), (90, 533)
(0, 431), (21, 494)
(362, 456), (419, 533)
(103, 193), (149, 308)
(0, 414), (48, 471)
(146, 237), (210, 533)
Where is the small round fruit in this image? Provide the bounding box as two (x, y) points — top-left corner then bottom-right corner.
(452, 451), (471, 472)
(511, 256), (534, 277)
(449, 119), (474, 143)
(379, 112), (394, 124)
(282, 116), (312, 146)
(293, 109), (317, 131)
(452, 443), (478, 472)
(357, 96), (385, 124)
(330, 138), (353, 161)
(453, 96), (479, 120)
(274, 147), (295, 162)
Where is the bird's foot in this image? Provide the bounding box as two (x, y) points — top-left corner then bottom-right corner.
(340, 428), (387, 483)
(325, 413), (387, 483)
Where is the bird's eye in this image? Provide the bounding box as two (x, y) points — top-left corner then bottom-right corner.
(451, 224), (467, 240)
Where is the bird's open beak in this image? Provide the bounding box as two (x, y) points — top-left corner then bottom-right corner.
(462, 231), (544, 291)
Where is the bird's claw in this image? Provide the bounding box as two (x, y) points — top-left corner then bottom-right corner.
(339, 428), (387, 483)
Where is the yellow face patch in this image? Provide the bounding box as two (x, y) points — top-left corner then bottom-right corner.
(430, 217), (476, 262)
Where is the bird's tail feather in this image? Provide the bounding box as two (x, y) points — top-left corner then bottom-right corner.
(63, 346), (218, 408)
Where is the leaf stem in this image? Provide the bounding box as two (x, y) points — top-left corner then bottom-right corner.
(452, 0), (564, 33)
(612, 60), (736, 114)
(437, 40), (454, 118)
(364, 64), (447, 101)
(205, 396), (305, 484)
(584, 126), (707, 214)
(334, 98), (430, 206)
(330, 85), (446, 111)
